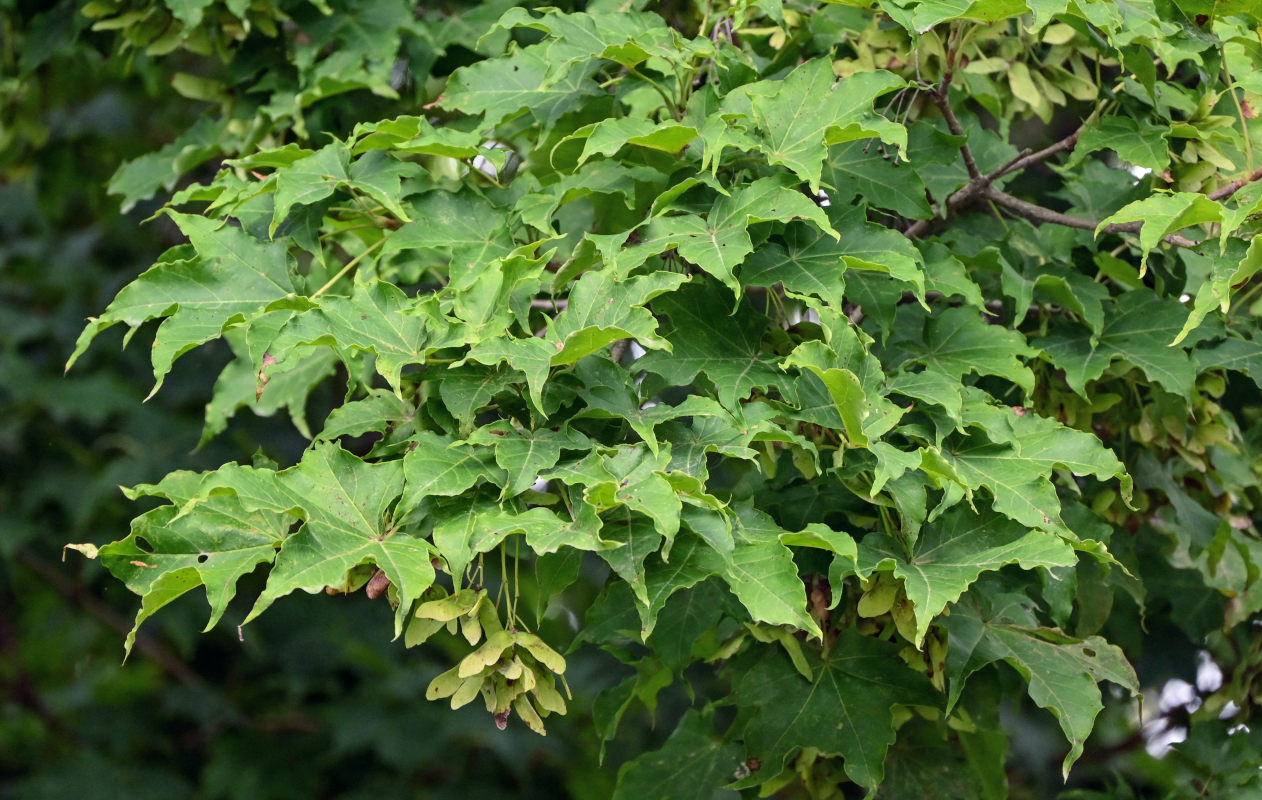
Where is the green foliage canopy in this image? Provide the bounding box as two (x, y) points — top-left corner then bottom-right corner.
(45, 0), (1262, 795)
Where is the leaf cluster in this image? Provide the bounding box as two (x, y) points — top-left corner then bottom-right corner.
(57, 0), (1262, 796)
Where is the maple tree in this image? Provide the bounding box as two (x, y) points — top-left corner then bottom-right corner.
(20, 0), (1262, 795)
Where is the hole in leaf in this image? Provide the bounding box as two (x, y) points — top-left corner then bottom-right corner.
(197, 553), (209, 563)
(134, 536), (154, 553)
(1082, 647), (1096, 657)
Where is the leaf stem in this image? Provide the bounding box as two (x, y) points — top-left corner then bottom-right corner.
(1221, 49), (1254, 173)
(626, 64), (681, 120)
(1229, 277), (1262, 317)
(512, 537), (521, 627)
(311, 235), (388, 298)
(980, 186), (1200, 247)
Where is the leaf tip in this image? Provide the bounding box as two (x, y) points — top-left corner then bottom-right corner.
(64, 542), (99, 561)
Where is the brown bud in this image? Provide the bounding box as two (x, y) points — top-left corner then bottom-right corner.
(365, 569), (391, 599)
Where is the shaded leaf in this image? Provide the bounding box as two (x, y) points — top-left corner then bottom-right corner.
(733, 629), (940, 792)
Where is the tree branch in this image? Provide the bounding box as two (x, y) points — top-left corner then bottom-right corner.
(902, 114), (1262, 246)
(1208, 166), (1262, 202)
(981, 187), (1200, 247)
(930, 74), (982, 180)
(903, 122), (1089, 239)
(988, 126), (1084, 183)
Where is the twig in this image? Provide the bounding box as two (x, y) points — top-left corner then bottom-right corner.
(902, 105), (1262, 247)
(903, 121), (1090, 239)
(930, 71), (981, 180)
(1208, 166), (1262, 202)
(530, 298), (568, 311)
(981, 187), (1200, 247)
(311, 235), (389, 298)
(988, 126), (1084, 183)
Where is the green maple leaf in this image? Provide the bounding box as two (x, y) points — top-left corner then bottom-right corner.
(831, 205), (927, 299)
(887, 370), (964, 429)
(1070, 116), (1170, 173)
(351, 115), (484, 158)
(549, 269), (687, 363)
(68, 211), (296, 393)
(890, 306), (1037, 395)
(979, 247), (1109, 339)
(1097, 192), (1222, 273)
(1037, 290), (1197, 399)
(718, 58), (906, 191)
(466, 270), (685, 410)
(946, 593), (1138, 778)
(936, 391), (1131, 532)
(1195, 336), (1262, 390)
(617, 176), (837, 294)
(921, 243), (987, 311)
(847, 506), (1077, 647)
(465, 335), (556, 412)
(269, 143), (425, 235)
(268, 280), (429, 389)
(182, 442), (436, 635)
(573, 118), (699, 163)
(782, 341), (883, 447)
(636, 281), (786, 410)
(107, 116), (229, 212)
(202, 339), (336, 445)
(637, 534), (722, 638)
(271, 142), (350, 235)
(431, 502), (611, 580)
(490, 7), (680, 82)
(517, 161), (668, 234)
(657, 400), (791, 479)
(598, 506), (666, 612)
(1174, 236), (1262, 344)
(612, 709), (742, 800)
(733, 629), (940, 792)
(580, 445), (685, 542)
(823, 139), (933, 219)
(465, 420), (590, 498)
(440, 45), (604, 134)
(317, 389), (415, 441)
(883, 0), (1031, 34)
(346, 150), (426, 222)
(89, 497), (288, 657)
(570, 358), (725, 456)
(741, 222), (848, 308)
(434, 364), (518, 432)
(382, 189), (516, 274)
(691, 507), (822, 638)
(398, 431), (505, 519)
(740, 202), (925, 310)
